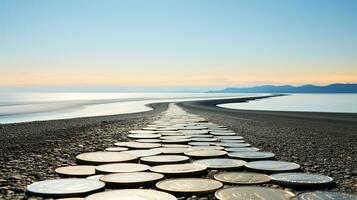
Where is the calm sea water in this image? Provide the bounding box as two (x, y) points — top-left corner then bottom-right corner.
(0, 92), (249, 124)
(218, 94), (357, 113)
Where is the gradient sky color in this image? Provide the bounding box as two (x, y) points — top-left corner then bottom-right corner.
(1, 0), (356, 90)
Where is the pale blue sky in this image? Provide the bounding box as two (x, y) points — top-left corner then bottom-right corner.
(0, 0), (356, 90)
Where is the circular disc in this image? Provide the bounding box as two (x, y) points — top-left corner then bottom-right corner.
(105, 147), (128, 152)
(184, 150), (227, 158)
(100, 172), (164, 187)
(189, 146), (225, 151)
(296, 191), (357, 200)
(162, 144), (191, 148)
(85, 189), (177, 200)
(216, 143), (251, 148)
(161, 139), (190, 144)
(95, 163), (150, 174)
(193, 158), (246, 170)
(228, 151), (275, 160)
(225, 147), (260, 152)
(114, 141), (136, 147)
(190, 134), (213, 138)
(156, 178), (223, 195)
(178, 126), (207, 130)
(135, 139), (162, 143)
(86, 175), (104, 181)
(76, 152), (138, 165)
(153, 147), (188, 154)
(210, 132), (236, 136)
(181, 130), (209, 135)
(127, 133), (161, 139)
(245, 160), (300, 173)
(150, 163), (207, 176)
(220, 140), (245, 143)
(215, 186), (295, 200)
(124, 149), (162, 157)
(126, 142), (161, 149)
(26, 179), (105, 198)
(189, 142), (213, 146)
(55, 166), (96, 178)
(217, 136), (244, 140)
(270, 173), (334, 187)
(141, 155), (190, 165)
(160, 136), (190, 140)
(129, 130), (156, 134)
(214, 172), (270, 185)
(191, 138), (218, 142)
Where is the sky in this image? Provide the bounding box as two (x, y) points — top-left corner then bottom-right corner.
(0, 0), (357, 91)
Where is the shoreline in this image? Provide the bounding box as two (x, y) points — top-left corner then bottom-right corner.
(0, 96), (356, 199)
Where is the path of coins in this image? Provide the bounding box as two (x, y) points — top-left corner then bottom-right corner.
(25, 104), (357, 200)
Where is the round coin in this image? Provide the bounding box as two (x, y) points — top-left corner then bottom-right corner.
(124, 149), (162, 157)
(156, 178), (223, 195)
(296, 191), (357, 200)
(214, 172), (270, 185)
(225, 147), (260, 152)
(189, 142), (214, 146)
(217, 136), (244, 140)
(215, 186), (295, 200)
(189, 146), (225, 151)
(210, 132), (236, 136)
(95, 163), (150, 174)
(153, 147), (188, 154)
(141, 155), (190, 165)
(76, 152), (138, 165)
(228, 151), (275, 160)
(150, 163), (207, 177)
(26, 179), (105, 198)
(135, 139), (162, 143)
(105, 147), (128, 152)
(191, 138), (218, 142)
(86, 175), (104, 181)
(216, 143), (251, 148)
(194, 158), (246, 170)
(129, 130), (157, 134)
(100, 172), (164, 187)
(185, 150), (227, 158)
(162, 144), (191, 148)
(245, 160), (300, 173)
(181, 130), (209, 135)
(126, 142), (161, 149)
(85, 189), (177, 200)
(270, 173), (334, 187)
(55, 165), (96, 178)
(161, 139), (190, 144)
(127, 133), (161, 139)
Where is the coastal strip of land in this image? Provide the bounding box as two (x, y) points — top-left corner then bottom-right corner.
(177, 97), (357, 193)
(0, 95), (356, 199)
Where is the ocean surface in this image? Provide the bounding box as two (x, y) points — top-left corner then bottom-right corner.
(0, 92), (253, 124)
(218, 94), (357, 113)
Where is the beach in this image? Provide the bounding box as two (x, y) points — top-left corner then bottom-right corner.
(0, 97), (356, 199)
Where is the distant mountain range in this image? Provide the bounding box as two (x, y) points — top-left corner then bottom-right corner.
(208, 83), (357, 93)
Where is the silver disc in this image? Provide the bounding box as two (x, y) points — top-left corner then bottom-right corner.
(193, 158), (246, 170)
(215, 186), (295, 200)
(228, 151), (275, 160)
(26, 179), (105, 198)
(296, 191), (357, 200)
(270, 173), (334, 187)
(245, 160), (300, 173)
(85, 189), (177, 200)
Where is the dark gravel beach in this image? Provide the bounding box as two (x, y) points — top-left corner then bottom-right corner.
(1, 96), (357, 199)
(178, 98), (357, 194)
(0, 104), (167, 199)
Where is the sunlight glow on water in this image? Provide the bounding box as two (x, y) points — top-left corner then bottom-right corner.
(218, 94), (357, 113)
(0, 93), (253, 124)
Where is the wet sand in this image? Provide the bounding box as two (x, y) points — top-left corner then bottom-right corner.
(0, 96), (356, 199)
